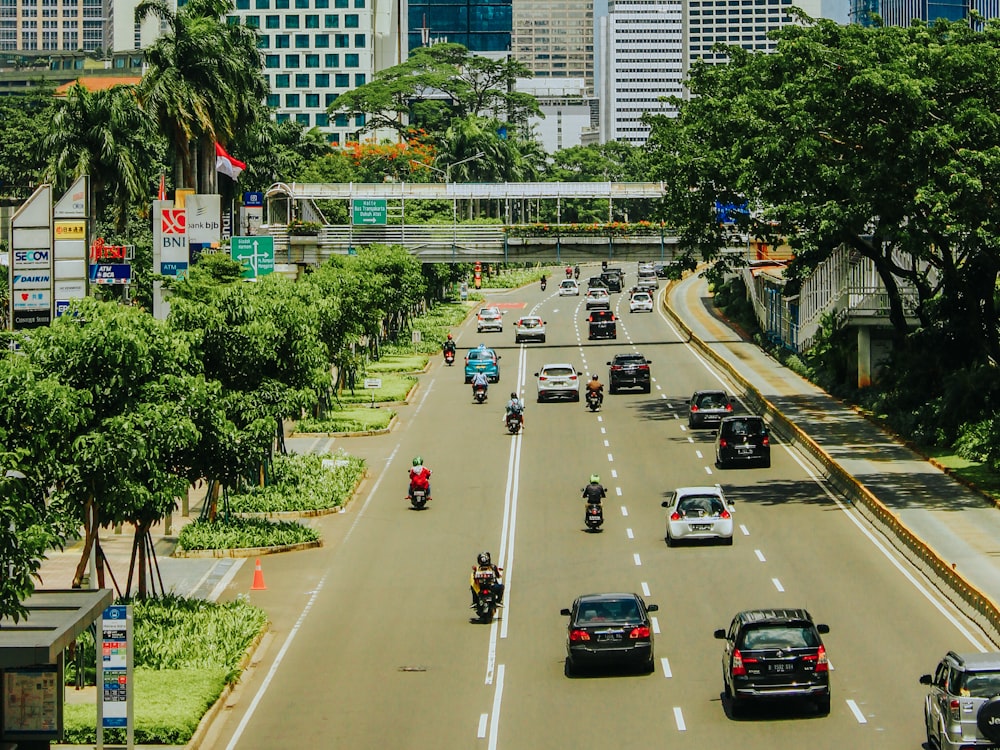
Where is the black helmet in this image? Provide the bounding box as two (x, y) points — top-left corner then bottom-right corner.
(510, 392), (518, 400)
(478, 551), (491, 566)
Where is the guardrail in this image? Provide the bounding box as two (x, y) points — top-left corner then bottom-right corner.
(662, 284), (1000, 645)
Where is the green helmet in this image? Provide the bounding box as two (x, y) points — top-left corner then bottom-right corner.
(413, 456), (423, 467)
(590, 474), (600, 484)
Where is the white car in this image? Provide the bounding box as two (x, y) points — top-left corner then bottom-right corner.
(662, 486), (734, 546)
(630, 292), (654, 313)
(477, 306), (503, 333)
(514, 316), (547, 343)
(534, 363), (581, 402)
(559, 279), (580, 296)
(585, 288), (611, 310)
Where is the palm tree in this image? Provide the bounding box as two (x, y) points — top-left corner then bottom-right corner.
(135, 0), (267, 192)
(44, 83), (160, 233)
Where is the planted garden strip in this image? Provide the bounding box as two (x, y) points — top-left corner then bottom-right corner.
(173, 539), (322, 558)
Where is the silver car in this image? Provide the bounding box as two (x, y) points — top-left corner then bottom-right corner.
(515, 315), (547, 343)
(477, 307), (504, 333)
(535, 364), (581, 402)
(661, 486), (734, 546)
(559, 279), (580, 296)
(922, 652), (1000, 750)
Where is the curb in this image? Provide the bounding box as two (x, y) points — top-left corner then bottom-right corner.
(291, 414), (398, 439)
(172, 539), (322, 559)
(662, 283), (1000, 645)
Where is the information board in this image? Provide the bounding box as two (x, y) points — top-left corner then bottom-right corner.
(98, 603), (132, 747)
(230, 236), (275, 279)
(352, 199), (387, 225)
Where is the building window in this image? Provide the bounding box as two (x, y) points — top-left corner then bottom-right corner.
(316, 73), (329, 86)
(315, 33), (329, 46)
(335, 33), (348, 46)
(315, 0), (328, 6)
(316, 113), (329, 126)
(267, 93), (280, 107)
(334, 0), (347, 6)
(295, 0), (308, 6)
(286, 93), (300, 106)
(297, 113), (310, 125)
(335, 73), (349, 86)
(355, 113), (365, 126)
(277, 112), (290, 122)
(295, 73), (309, 86)
(275, 0), (289, 7)
(345, 53), (358, 67)
(265, 14), (279, 27)
(275, 73), (290, 87)
(324, 13), (339, 26)
(236, 0), (250, 8)
(285, 53), (299, 66)
(255, 0), (269, 7)
(354, 72), (365, 85)
(295, 33), (309, 47)
(325, 93), (337, 105)
(354, 32), (364, 47)
(353, 0), (364, 6)
(245, 15), (260, 27)
(335, 113), (348, 126)
(328, 132), (340, 144)
(324, 53), (339, 66)
(285, 14), (299, 27)
(344, 13), (358, 27)
(305, 14), (318, 27)
(265, 53), (279, 67)
(257, 35), (270, 48)
(275, 34), (289, 47)
(306, 93), (320, 107)
(306, 53), (319, 66)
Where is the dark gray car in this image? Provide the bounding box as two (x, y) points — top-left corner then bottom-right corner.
(688, 389), (733, 428)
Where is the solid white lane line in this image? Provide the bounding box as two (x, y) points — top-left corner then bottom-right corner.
(740, 524), (750, 536)
(634, 553), (642, 566)
(626, 528), (634, 539)
(651, 616), (660, 634)
(773, 578), (785, 592)
(846, 699), (867, 724)
(673, 707), (686, 731)
(695, 450), (703, 459)
(661, 657), (672, 677)
(477, 714), (488, 738)
(755, 549), (766, 562)
(410, 378), (435, 420)
(642, 581), (650, 596)
(487, 664), (505, 750)
(621, 506), (629, 517)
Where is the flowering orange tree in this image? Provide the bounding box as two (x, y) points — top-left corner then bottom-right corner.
(342, 130), (436, 183)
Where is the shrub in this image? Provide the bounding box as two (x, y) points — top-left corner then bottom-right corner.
(177, 516), (319, 550)
(227, 452), (366, 512)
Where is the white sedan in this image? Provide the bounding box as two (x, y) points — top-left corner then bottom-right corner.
(661, 486), (734, 546)
(559, 279), (580, 296)
(629, 291), (654, 313)
(534, 363), (581, 402)
(585, 288), (611, 310)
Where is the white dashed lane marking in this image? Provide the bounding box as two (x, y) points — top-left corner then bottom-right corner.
(772, 578), (785, 592)
(755, 549), (766, 562)
(673, 707), (686, 731)
(621, 506), (629, 517)
(626, 528), (634, 539)
(633, 553), (642, 566)
(846, 700), (867, 724)
(641, 581), (650, 596)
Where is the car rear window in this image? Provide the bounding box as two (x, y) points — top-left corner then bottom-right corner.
(543, 366), (574, 377)
(468, 351), (495, 361)
(697, 393), (729, 408)
(614, 354), (647, 365)
(956, 671), (1000, 698)
(520, 319), (540, 328)
(591, 311), (614, 321)
(678, 495), (725, 516)
(739, 625), (819, 650)
(561, 280), (575, 287)
(578, 599), (641, 624)
(724, 418), (765, 436)
(633, 294), (651, 301)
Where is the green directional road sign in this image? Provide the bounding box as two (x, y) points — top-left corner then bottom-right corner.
(352, 199), (387, 225)
(230, 236), (275, 279)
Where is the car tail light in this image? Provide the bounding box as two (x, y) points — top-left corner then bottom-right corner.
(719, 438), (728, 448)
(732, 649), (747, 676)
(570, 375), (577, 380)
(611, 366), (622, 371)
(725, 403), (734, 412)
(638, 365), (649, 371)
(948, 699), (962, 721)
(569, 629), (591, 642)
(691, 405), (700, 412)
(629, 626), (651, 639)
(720, 509), (731, 519)
(802, 645), (829, 672)
(539, 376), (547, 381)
(670, 512), (681, 521)
(762, 436), (770, 447)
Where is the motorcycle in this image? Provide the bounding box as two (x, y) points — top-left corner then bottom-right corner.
(574, 266), (581, 280)
(586, 389), (602, 412)
(472, 569), (499, 623)
(540, 279), (547, 291)
(585, 502), (604, 531)
(408, 486), (429, 510)
(565, 267), (573, 279)
(444, 348), (455, 366)
(506, 411), (522, 434)
(474, 383), (488, 403)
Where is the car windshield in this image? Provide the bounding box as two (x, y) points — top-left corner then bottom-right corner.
(542, 366), (574, 377)
(697, 393), (729, 408)
(577, 599), (641, 624)
(677, 495), (725, 516)
(956, 671), (1000, 698)
(725, 419), (764, 436)
(739, 625), (819, 650)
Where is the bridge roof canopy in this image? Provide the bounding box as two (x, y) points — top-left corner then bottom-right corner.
(266, 181), (668, 201)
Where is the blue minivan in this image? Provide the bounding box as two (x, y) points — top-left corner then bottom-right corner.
(464, 345), (501, 383)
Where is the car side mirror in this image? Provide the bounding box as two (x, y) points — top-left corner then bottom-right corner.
(713, 629), (727, 639)
(544, 321), (547, 324)
(646, 604), (658, 613)
(606, 361), (612, 365)
(919, 674), (933, 685)
(646, 360), (652, 364)
(497, 355), (501, 359)
(560, 608), (572, 617)
(661, 501), (670, 507)
(533, 372), (539, 377)
(816, 624), (830, 634)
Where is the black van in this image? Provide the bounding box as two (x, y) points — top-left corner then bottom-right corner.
(714, 416), (771, 468)
(601, 269), (624, 292)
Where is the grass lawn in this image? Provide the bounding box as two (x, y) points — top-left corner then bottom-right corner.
(296, 407), (394, 433)
(926, 450), (1000, 503)
(339, 372), (416, 403)
(365, 354), (429, 373)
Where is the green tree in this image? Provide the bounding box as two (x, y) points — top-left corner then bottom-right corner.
(0, 88), (55, 203)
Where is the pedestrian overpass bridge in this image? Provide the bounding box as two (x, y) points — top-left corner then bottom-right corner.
(262, 181), (681, 264)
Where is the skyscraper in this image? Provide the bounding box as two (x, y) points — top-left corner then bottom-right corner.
(513, 0), (594, 94)
(406, 0), (511, 53)
(852, 0), (1000, 26)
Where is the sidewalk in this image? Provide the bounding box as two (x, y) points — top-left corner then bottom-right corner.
(667, 272), (1000, 645)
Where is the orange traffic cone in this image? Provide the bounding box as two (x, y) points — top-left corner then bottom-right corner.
(250, 558), (267, 590)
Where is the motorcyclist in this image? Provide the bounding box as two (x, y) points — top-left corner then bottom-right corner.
(565, 265), (573, 278)
(504, 391), (525, 430)
(408, 456), (432, 498)
(540, 274), (547, 291)
(582, 474), (607, 506)
(574, 265), (581, 280)
(470, 551), (505, 606)
(585, 374), (605, 407)
(443, 333), (457, 356)
(471, 370), (490, 398)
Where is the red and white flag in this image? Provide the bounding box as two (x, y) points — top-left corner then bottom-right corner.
(215, 142), (246, 181)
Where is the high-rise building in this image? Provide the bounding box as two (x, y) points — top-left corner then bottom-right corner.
(406, 0), (511, 54)
(229, 0), (393, 144)
(1, 0), (105, 52)
(851, 0), (1000, 26)
(598, 0), (682, 145)
(513, 0), (594, 94)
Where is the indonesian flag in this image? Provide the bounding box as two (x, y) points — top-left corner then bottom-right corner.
(215, 142), (246, 181)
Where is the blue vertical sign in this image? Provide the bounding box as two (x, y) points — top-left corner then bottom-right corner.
(98, 604), (133, 747)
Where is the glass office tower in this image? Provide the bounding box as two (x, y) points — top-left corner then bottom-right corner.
(407, 0), (512, 53)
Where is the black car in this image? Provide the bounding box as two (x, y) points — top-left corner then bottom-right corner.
(607, 352), (651, 393)
(688, 389), (734, 428)
(715, 415), (771, 468)
(714, 608), (831, 716)
(587, 276), (609, 290)
(588, 309), (617, 339)
(600, 270), (624, 293)
(561, 592), (658, 675)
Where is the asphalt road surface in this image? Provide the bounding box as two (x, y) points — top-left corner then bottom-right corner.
(201, 270), (990, 750)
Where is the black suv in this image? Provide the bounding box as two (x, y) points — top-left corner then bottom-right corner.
(715, 415), (771, 468)
(607, 353), (651, 393)
(921, 651), (1000, 750)
(588, 309), (617, 340)
(714, 608), (831, 717)
(600, 269), (624, 292)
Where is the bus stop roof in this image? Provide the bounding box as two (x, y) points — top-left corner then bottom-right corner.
(0, 589), (113, 669)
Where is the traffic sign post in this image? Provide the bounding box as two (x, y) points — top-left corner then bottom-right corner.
(364, 377), (382, 408)
(352, 199), (387, 225)
(230, 236), (275, 279)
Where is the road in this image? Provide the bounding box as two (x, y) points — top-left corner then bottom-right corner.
(202, 269), (990, 750)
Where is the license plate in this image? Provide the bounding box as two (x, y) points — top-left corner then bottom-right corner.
(768, 662), (795, 673)
(737, 447), (753, 454)
(597, 633), (622, 642)
(691, 524), (712, 531)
